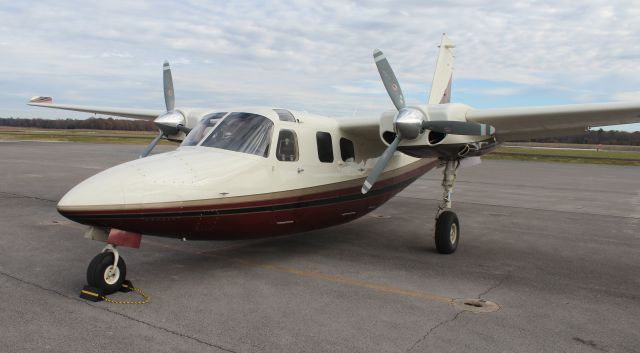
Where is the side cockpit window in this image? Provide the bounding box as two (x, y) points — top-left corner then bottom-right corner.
(340, 138), (355, 162)
(316, 131), (334, 163)
(276, 129), (298, 161)
(181, 112), (227, 146)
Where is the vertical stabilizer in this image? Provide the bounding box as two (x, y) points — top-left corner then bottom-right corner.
(428, 34), (455, 104)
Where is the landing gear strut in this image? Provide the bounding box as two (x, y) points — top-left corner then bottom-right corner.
(434, 159), (460, 254)
(86, 244), (127, 294)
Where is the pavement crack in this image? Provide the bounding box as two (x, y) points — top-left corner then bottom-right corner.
(478, 271), (511, 299)
(0, 270), (238, 353)
(404, 310), (464, 353)
(572, 337), (607, 352)
(0, 191), (57, 203)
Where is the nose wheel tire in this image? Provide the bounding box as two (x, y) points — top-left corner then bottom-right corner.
(87, 252), (127, 295)
(435, 210), (459, 254)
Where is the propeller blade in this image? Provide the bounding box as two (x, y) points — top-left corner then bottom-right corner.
(361, 133), (402, 194)
(139, 130), (164, 158)
(421, 121), (495, 136)
(163, 61), (175, 111)
(373, 49), (406, 111)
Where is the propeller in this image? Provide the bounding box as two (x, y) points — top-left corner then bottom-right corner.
(373, 49), (405, 110)
(361, 132), (401, 194)
(139, 61), (186, 158)
(361, 49), (496, 194)
(163, 61), (175, 111)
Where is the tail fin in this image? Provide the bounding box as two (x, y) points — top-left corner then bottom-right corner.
(428, 34), (455, 104)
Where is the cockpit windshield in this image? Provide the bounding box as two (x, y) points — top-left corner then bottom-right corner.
(181, 112), (227, 147)
(200, 112), (274, 157)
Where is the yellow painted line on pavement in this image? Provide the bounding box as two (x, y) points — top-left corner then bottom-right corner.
(56, 222), (457, 306)
(144, 239), (454, 305)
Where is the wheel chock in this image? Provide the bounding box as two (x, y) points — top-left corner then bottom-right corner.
(119, 280), (134, 293)
(79, 281), (148, 304)
(79, 286), (104, 302)
(79, 281), (132, 301)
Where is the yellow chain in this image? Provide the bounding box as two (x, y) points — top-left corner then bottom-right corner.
(100, 286), (150, 305)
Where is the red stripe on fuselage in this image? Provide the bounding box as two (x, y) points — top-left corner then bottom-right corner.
(59, 160), (437, 240)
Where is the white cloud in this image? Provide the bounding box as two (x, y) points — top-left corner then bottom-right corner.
(333, 84), (383, 95)
(171, 57), (191, 65)
(100, 51), (132, 58)
(0, 0), (639, 127)
(611, 91), (640, 101)
(479, 87), (525, 96)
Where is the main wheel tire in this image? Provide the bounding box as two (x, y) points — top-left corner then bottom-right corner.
(435, 210), (459, 254)
(86, 252), (126, 294)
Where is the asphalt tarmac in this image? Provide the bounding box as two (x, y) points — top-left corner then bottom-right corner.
(1, 141), (638, 353)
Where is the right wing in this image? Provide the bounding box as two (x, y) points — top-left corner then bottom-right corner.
(466, 101), (640, 141)
(28, 97), (163, 121)
(337, 116), (381, 139)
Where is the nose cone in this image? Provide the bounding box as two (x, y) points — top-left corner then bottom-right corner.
(58, 151), (192, 214)
(57, 167), (126, 211)
(57, 148), (265, 217)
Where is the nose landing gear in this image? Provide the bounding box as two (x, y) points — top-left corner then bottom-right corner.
(434, 159), (460, 254)
(86, 244), (127, 294)
(79, 228), (147, 303)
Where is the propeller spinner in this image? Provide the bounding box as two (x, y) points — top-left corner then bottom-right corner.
(361, 49), (495, 194)
(139, 61), (187, 158)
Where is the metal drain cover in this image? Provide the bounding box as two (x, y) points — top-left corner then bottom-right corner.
(452, 298), (500, 313)
(369, 214), (390, 219)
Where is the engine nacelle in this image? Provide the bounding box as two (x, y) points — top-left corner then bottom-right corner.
(378, 103), (496, 158)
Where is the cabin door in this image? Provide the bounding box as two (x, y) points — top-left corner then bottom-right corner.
(271, 126), (304, 232)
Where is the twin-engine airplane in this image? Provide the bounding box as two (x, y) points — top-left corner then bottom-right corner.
(30, 34), (640, 294)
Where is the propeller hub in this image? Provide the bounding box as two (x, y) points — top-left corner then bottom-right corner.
(154, 110), (185, 136)
(394, 108), (425, 140)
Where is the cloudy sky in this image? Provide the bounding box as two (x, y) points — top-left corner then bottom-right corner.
(1, 0), (639, 130)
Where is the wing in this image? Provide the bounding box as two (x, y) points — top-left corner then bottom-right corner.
(28, 98), (163, 121)
(466, 101), (640, 141)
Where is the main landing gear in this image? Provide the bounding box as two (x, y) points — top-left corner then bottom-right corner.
(434, 159), (460, 254)
(87, 244), (127, 294)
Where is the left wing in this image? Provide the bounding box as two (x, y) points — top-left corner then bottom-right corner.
(466, 101), (640, 141)
(28, 97), (163, 121)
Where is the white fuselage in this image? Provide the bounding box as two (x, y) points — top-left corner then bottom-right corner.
(57, 107), (437, 240)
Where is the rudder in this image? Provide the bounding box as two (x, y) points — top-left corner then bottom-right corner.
(428, 34), (455, 104)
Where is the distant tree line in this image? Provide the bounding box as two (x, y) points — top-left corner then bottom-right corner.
(529, 129), (640, 146)
(1, 118), (640, 145)
(0, 117), (155, 131)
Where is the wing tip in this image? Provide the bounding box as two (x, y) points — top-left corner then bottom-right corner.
(28, 96), (52, 104)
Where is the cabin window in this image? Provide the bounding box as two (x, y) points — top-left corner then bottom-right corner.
(181, 112), (227, 146)
(274, 109), (296, 122)
(201, 112), (273, 157)
(276, 129), (298, 161)
(316, 131), (334, 163)
(340, 138), (355, 162)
